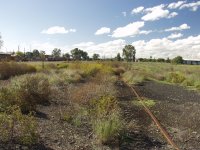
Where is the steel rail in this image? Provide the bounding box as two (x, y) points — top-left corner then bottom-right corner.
(123, 81), (180, 150)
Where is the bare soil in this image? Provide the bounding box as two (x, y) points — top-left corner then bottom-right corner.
(135, 81), (200, 150)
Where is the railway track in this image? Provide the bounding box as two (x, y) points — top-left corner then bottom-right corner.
(122, 80), (181, 150)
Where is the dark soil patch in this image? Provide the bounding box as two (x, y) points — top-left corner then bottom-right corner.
(115, 80), (167, 150)
(136, 81), (200, 150)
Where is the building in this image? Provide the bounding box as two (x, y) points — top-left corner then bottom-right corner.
(0, 52), (12, 61)
(183, 59), (200, 65)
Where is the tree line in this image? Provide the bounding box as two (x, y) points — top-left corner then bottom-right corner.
(0, 34), (183, 64)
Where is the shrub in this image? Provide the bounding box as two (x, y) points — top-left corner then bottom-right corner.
(92, 113), (122, 144)
(90, 96), (118, 117)
(166, 72), (186, 83)
(0, 62), (36, 80)
(57, 63), (68, 69)
(122, 71), (146, 84)
(48, 70), (83, 86)
(0, 106), (38, 145)
(90, 96), (123, 144)
(0, 73), (51, 113)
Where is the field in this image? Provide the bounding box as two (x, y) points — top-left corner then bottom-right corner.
(0, 61), (200, 150)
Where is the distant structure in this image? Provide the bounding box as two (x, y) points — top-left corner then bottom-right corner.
(183, 59), (200, 65)
(0, 52), (12, 61)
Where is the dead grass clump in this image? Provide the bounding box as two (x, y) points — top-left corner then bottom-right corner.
(112, 67), (125, 76)
(67, 74), (117, 105)
(48, 70), (83, 86)
(0, 62), (36, 80)
(122, 71), (147, 84)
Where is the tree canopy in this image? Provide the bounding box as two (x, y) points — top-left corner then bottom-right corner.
(32, 49), (40, 58)
(172, 56), (183, 64)
(52, 48), (61, 58)
(116, 53), (121, 61)
(122, 45), (136, 62)
(93, 53), (100, 60)
(71, 48), (89, 60)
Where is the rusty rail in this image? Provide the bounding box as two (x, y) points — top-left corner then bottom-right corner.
(123, 81), (180, 150)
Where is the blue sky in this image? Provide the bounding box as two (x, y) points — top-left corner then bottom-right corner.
(0, 0), (200, 59)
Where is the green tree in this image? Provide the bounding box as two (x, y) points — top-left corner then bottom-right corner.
(52, 48), (61, 58)
(93, 53), (100, 60)
(16, 51), (24, 57)
(122, 45), (136, 62)
(32, 49), (40, 58)
(81, 51), (89, 60)
(71, 48), (89, 60)
(63, 53), (71, 61)
(25, 52), (33, 59)
(172, 56), (183, 64)
(157, 58), (165, 62)
(71, 48), (82, 60)
(166, 57), (171, 63)
(116, 53), (121, 61)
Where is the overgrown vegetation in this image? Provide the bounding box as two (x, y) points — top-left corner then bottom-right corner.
(90, 96), (123, 144)
(1, 60), (200, 149)
(0, 73), (51, 113)
(0, 106), (38, 145)
(0, 62), (36, 79)
(122, 62), (200, 91)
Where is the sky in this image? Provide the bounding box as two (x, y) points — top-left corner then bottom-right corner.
(0, 0), (200, 59)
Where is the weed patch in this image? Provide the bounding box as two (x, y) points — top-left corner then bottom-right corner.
(133, 99), (156, 108)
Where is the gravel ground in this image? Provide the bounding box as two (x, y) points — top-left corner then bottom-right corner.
(136, 81), (200, 150)
(1, 79), (200, 150)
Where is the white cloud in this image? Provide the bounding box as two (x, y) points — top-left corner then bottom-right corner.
(180, 1), (200, 11)
(131, 6), (144, 14)
(95, 27), (111, 35)
(73, 39), (126, 58)
(69, 29), (76, 32)
(112, 21), (144, 38)
(167, 33), (183, 39)
(167, 12), (178, 18)
(31, 41), (69, 54)
(41, 26), (76, 34)
(139, 30), (152, 35)
(132, 35), (200, 59)
(165, 23), (190, 32)
(141, 4), (177, 21)
(122, 11), (127, 17)
(168, 1), (186, 9)
(73, 42), (94, 47)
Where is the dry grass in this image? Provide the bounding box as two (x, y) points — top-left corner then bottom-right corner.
(0, 62), (36, 80)
(122, 62), (200, 90)
(0, 73), (51, 113)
